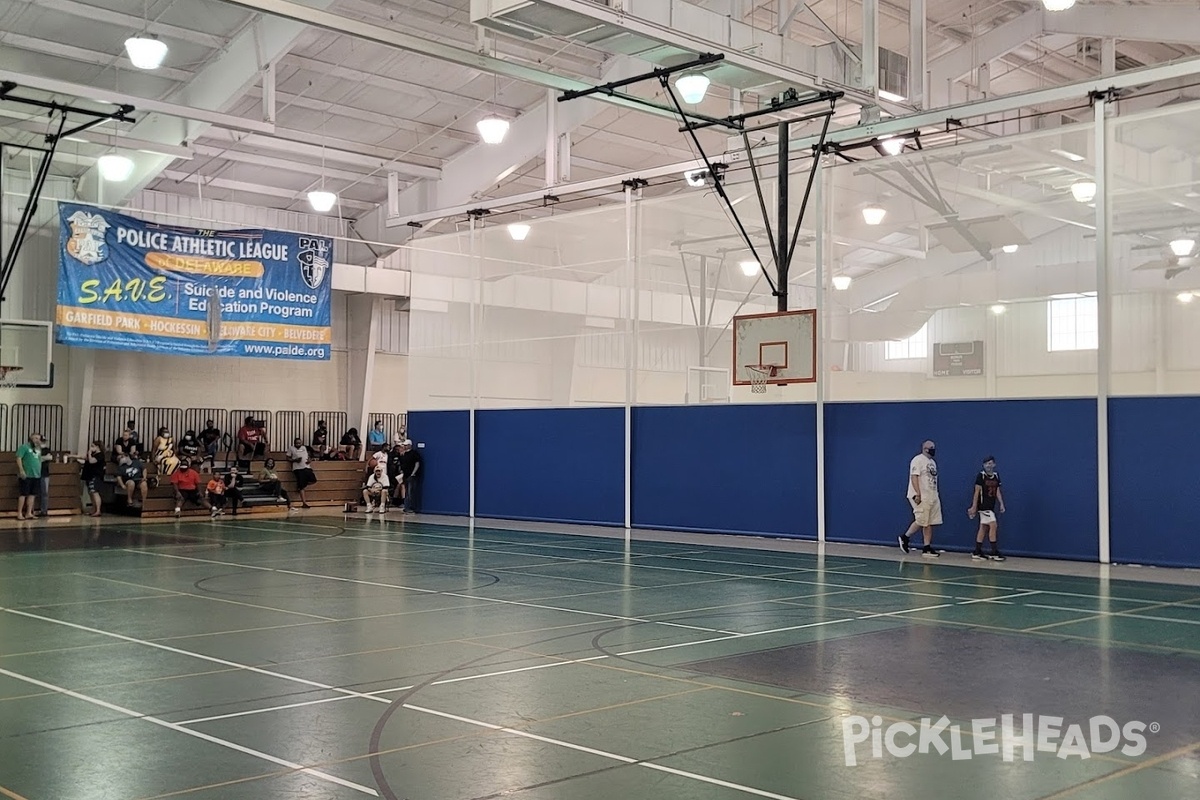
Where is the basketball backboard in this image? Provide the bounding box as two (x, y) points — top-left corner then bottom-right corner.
(732, 309), (816, 386)
(0, 320), (54, 388)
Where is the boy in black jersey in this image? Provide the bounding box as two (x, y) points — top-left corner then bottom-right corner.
(967, 455), (1006, 561)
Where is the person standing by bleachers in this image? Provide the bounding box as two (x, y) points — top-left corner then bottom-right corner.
(288, 437), (316, 508)
(37, 433), (53, 518)
(399, 440), (423, 514)
(79, 440), (106, 518)
(15, 433), (44, 521)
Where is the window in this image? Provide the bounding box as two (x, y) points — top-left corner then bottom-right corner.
(886, 323), (928, 360)
(1047, 295), (1098, 351)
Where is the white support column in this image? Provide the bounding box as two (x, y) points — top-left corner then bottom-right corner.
(862, 0), (878, 97)
(1154, 291), (1167, 393)
(66, 348), (95, 455)
(545, 88), (558, 187)
(623, 184), (634, 532)
(814, 154), (827, 543)
(1101, 38), (1116, 76)
(1095, 96), (1111, 565)
(557, 132), (572, 183)
(469, 215), (479, 520)
(263, 60), (277, 124)
(346, 294), (380, 439)
(908, 0), (926, 108)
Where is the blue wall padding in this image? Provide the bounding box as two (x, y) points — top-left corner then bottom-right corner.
(823, 399), (1099, 561)
(475, 407), (625, 526)
(1109, 397), (1200, 569)
(405, 410), (471, 516)
(631, 403), (817, 538)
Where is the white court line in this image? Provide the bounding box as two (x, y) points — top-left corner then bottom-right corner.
(404, 702), (805, 800)
(0, 591), (1040, 800)
(0, 666), (378, 797)
(79, 574), (338, 622)
(1026, 603), (1200, 626)
(124, 549), (742, 636)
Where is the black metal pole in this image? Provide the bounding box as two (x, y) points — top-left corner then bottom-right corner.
(776, 120), (789, 312)
(740, 131), (777, 269)
(0, 113), (66, 299)
(786, 107), (834, 269)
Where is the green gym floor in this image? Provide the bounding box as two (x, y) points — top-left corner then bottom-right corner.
(1, 515), (1198, 800)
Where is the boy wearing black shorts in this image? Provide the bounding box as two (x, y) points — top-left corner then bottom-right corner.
(968, 455), (1006, 561)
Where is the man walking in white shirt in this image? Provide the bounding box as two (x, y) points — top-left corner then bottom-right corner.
(899, 439), (941, 558)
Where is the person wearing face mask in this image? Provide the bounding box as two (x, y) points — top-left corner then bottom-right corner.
(968, 456), (1006, 561)
(899, 439), (941, 558)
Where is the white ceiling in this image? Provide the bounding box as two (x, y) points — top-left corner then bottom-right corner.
(2, 0), (1199, 236)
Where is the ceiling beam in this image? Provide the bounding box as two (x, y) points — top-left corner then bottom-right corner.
(214, 0), (681, 120)
(191, 144), (390, 186)
(277, 56), (523, 117)
(205, 129), (441, 180)
(35, 0), (230, 50)
(928, 11), (1045, 92)
(159, 169), (377, 211)
(1044, 5), (1200, 48)
(0, 33), (194, 83)
(0, 110), (194, 159)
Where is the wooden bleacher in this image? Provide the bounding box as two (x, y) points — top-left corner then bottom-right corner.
(0, 459), (83, 517)
(136, 455), (373, 518)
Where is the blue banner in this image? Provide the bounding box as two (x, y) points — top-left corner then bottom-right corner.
(56, 203), (333, 360)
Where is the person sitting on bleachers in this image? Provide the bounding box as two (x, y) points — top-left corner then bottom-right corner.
(259, 458), (294, 512)
(178, 430), (201, 468)
(237, 416), (268, 463)
(223, 466), (246, 516)
(205, 474), (227, 518)
(170, 461), (204, 517)
(152, 427), (179, 476)
(112, 427), (140, 463)
(311, 420), (330, 459)
(339, 427), (362, 461)
(79, 440), (106, 518)
(368, 420), (387, 450)
(362, 463), (390, 513)
(200, 420), (221, 468)
(118, 453), (149, 508)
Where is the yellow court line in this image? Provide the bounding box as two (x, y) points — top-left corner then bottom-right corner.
(1037, 740), (1200, 799)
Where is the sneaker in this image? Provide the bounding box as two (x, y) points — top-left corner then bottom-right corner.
(174, 506), (181, 516)
(972, 551), (987, 561)
(210, 507), (219, 518)
(287, 506), (298, 514)
(364, 506), (374, 514)
(989, 552), (1006, 562)
(898, 534), (911, 554)
(921, 547), (940, 558)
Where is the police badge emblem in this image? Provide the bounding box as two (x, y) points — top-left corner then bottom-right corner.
(297, 237), (330, 290)
(65, 210), (111, 265)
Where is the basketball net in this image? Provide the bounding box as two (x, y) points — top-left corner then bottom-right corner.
(746, 365), (778, 394)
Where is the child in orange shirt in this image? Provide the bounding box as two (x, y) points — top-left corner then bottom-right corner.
(206, 476), (227, 518)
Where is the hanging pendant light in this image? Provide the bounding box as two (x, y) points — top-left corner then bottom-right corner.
(307, 144), (337, 212)
(97, 153), (135, 182)
(674, 73), (711, 105)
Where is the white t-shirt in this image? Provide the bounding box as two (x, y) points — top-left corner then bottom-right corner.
(907, 453), (938, 500)
(288, 444), (311, 469)
(365, 472), (389, 491)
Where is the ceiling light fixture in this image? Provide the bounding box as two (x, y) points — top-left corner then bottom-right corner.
(862, 206), (887, 225)
(878, 90), (906, 103)
(674, 73), (711, 105)
(1070, 180), (1097, 203)
(307, 190), (337, 213)
(1002, 244), (1019, 254)
(684, 169), (708, 188)
(832, 275), (852, 290)
(1041, 0), (1076, 11)
(124, 36), (168, 70)
(1170, 238), (1195, 257)
(476, 116), (509, 145)
(990, 304), (1007, 315)
(1051, 148), (1085, 162)
(507, 223), (530, 241)
(880, 137), (906, 156)
(97, 153), (134, 182)
(1178, 291), (1195, 304)
(739, 260), (760, 277)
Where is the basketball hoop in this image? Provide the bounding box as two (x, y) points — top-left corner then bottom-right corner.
(0, 366), (22, 391)
(746, 364), (778, 394)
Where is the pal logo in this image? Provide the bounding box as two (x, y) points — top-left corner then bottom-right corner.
(65, 210), (111, 265)
(298, 237), (331, 290)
